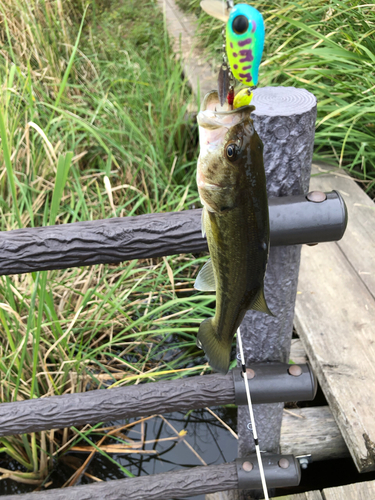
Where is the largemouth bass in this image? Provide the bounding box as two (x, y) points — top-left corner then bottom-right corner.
(195, 90), (273, 374)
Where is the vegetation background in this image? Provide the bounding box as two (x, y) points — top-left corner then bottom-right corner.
(0, 0), (374, 492)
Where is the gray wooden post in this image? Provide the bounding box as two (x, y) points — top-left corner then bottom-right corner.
(207, 86), (317, 500)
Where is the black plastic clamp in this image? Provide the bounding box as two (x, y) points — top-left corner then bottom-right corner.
(269, 190), (347, 246)
(232, 362), (317, 405)
(236, 454), (301, 489)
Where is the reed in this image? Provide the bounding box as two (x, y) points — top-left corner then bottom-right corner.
(0, 0), (214, 487)
(180, 0), (375, 197)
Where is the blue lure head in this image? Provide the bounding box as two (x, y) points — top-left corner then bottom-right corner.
(226, 3), (265, 86)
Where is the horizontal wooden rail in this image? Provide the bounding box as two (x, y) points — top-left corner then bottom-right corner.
(0, 455), (300, 500)
(0, 191), (346, 276)
(0, 365), (316, 437)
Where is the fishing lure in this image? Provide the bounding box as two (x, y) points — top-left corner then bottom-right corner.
(226, 4), (265, 87)
(201, 1), (265, 88)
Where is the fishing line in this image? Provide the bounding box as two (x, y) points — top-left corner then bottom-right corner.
(237, 326), (269, 500)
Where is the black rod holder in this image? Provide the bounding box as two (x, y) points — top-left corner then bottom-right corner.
(233, 363), (317, 405)
(0, 191), (347, 276)
(236, 454), (301, 490)
(269, 190), (347, 246)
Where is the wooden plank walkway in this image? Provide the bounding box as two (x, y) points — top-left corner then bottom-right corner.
(280, 406), (349, 461)
(323, 479), (375, 499)
(295, 164), (375, 472)
(274, 479), (375, 499)
(273, 492), (322, 500)
(156, 0), (216, 99)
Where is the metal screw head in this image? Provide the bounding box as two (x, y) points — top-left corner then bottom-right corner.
(288, 364), (303, 377)
(306, 191), (327, 203)
(278, 458), (290, 469)
(296, 455), (312, 469)
(241, 368), (255, 379)
(242, 461), (253, 472)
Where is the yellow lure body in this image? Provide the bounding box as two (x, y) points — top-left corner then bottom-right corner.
(233, 88), (253, 109)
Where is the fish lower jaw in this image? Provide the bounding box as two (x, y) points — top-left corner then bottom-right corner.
(197, 168), (224, 190)
(200, 182), (223, 191)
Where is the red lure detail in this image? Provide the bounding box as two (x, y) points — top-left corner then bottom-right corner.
(227, 88), (234, 105)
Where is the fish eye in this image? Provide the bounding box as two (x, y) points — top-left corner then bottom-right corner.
(226, 144), (237, 160)
(232, 15), (249, 35)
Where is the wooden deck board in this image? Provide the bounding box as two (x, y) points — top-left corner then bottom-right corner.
(156, 0), (216, 99)
(295, 165), (375, 472)
(289, 338), (308, 365)
(280, 406), (349, 461)
(311, 162), (375, 298)
(322, 480), (375, 499)
(208, 489), (323, 500)
(274, 492), (323, 500)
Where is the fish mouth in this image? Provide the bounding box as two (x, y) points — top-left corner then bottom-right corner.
(197, 91), (254, 158)
(197, 90), (255, 130)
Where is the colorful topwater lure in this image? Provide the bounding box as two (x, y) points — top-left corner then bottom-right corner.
(226, 4), (265, 87)
(201, 1), (265, 92)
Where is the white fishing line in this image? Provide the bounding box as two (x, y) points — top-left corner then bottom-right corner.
(237, 327), (269, 500)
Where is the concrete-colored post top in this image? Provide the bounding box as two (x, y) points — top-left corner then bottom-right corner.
(252, 86), (317, 117)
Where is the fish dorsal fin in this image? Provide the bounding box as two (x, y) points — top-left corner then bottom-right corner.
(194, 259), (216, 291)
(250, 287), (274, 316)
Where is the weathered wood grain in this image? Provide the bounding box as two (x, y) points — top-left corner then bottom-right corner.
(156, 0), (216, 99)
(295, 165), (375, 472)
(322, 480), (375, 500)
(289, 339), (308, 365)
(273, 492), (323, 500)
(206, 492), (240, 500)
(310, 162), (375, 299)
(208, 489), (324, 500)
(280, 406), (349, 461)
(0, 462), (238, 500)
(295, 246), (375, 471)
(0, 192), (346, 276)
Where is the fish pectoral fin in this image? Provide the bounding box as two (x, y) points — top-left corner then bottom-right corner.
(194, 259), (216, 291)
(250, 287), (275, 316)
(201, 206), (206, 238)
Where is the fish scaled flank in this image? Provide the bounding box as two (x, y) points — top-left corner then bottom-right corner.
(195, 91), (272, 374)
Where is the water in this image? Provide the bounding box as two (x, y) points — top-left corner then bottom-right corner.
(2, 404), (375, 498)
(0, 406), (238, 499)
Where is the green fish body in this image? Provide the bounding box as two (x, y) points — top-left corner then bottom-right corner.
(195, 91), (272, 374)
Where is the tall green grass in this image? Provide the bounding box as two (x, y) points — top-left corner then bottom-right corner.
(180, 0), (375, 197)
(0, 0), (212, 487)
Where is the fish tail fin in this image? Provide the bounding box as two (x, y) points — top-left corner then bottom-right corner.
(197, 318), (231, 374)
